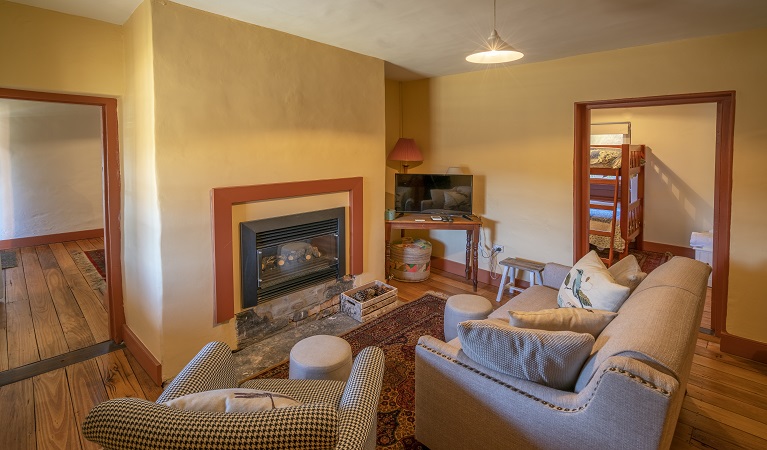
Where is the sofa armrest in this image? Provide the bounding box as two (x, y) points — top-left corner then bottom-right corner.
(415, 336), (680, 450)
(542, 263), (571, 289)
(337, 346), (386, 450)
(83, 397), (338, 450)
(156, 341), (238, 403)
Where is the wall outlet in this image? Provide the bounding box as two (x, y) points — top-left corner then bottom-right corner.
(492, 245), (504, 253)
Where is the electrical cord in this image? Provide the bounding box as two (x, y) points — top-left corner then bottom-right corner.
(476, 216), (501, 280)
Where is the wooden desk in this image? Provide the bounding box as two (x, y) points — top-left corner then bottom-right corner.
(385, 215), (481, 291)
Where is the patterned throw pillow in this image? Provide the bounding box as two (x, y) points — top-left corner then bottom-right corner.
(508, 308), (617, 337)
(607, 254), (647, 293)
(163, 388), (301, 413)
(557, 251), (631, 312)
(458, 320), (594, 390)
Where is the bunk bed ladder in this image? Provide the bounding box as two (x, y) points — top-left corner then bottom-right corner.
(589, 172), (620, 267)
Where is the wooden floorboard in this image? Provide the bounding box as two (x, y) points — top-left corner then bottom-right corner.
(2, 241), (109, 376)
(0, 378), (35, 450)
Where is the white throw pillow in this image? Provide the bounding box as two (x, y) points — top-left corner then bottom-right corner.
(508, 308), (617, 337)
(557, 251), (631, 312)
(163, 388), (301, 413)
(607, 254), (647, 293)
(457, 319), (594, 390)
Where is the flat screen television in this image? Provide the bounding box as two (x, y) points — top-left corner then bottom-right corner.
(394, 174), (473, 215)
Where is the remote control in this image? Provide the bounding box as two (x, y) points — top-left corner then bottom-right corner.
(431, 216), (442, 221)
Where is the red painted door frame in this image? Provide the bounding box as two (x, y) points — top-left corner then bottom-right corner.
(574, 91), (735, 337)
(0, 87), (125, 343)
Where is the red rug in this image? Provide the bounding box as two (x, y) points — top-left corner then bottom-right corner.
(85, 249), (106, 279)
(594, 247), (672, 273)
(255, 294), (445, 449)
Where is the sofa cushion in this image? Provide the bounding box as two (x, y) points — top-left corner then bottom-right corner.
(457, 319), (594, 390)
(488, 285), (558, 320)
(162, 388), (301, 413)
(608, 254), (647, 293)
(557, 251), (630, 312)
(508, 308), (617, 337)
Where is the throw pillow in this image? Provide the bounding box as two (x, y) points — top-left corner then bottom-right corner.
(508, 308), (617, 337)
(607, 254), (647, 293)
(162, 388), (301, 413)
(557, 251), (631, 312)
(457, 320), (594, 390)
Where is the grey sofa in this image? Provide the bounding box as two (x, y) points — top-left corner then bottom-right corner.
(416, 256), (710, 450)
(83, 342), (385, 450)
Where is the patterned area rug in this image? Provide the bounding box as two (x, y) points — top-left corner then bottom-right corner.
(631, 249), (673, 273)
(85, 249), (106, 279)
(255, 294), (446, 449)
(594, 247), (672, 273)
(0, 250), (18, 269)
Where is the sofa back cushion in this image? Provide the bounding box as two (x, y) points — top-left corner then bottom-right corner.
(574, 257), (711, 392)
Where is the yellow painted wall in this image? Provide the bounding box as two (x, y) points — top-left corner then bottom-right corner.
(122, 0), (163, 361)
(0, 1), (123, 96)
(592, 105), (717, 248)
(401, 28), (767, 344)
(148, 1), (385, 377)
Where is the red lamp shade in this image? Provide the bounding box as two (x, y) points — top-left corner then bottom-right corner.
(387, 138), (423, 173)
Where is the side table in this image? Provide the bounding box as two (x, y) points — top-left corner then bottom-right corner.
(496, 257), (545, 302)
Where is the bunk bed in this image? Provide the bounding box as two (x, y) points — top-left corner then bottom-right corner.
(589, 144), (645, 266)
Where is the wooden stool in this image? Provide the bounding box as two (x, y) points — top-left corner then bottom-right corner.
(496, 257), (545, 302)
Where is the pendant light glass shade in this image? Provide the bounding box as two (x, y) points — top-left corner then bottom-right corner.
(466, 29), (524, 63)
(466, 0), (523, 64)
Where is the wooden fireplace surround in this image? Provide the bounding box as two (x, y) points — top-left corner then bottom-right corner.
(211, 177), (363, 323)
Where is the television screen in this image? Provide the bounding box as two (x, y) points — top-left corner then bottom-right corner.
(394, 174), (473, 215)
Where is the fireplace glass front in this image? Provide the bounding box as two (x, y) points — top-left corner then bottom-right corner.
(240, 207), (346, 308)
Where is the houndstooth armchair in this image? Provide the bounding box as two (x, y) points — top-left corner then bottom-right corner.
(83, 341), (385, 450)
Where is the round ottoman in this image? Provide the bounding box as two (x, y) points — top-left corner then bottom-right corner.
(289, 335), (353, 381)
(444, 294), (493, 341)
(390, 238), (432, 282)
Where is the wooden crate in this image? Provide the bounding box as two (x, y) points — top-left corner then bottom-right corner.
(340, 280), (399, 323)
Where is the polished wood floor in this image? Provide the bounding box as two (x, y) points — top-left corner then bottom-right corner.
(0, 266), (763, 449)
(389, 269), (767, 450)
(1, 239), (109, 373)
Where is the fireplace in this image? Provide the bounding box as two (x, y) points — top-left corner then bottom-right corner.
(240, 207), (346, 309)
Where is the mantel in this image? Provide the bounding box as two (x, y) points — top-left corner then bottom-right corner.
(211, 177), (364, 323)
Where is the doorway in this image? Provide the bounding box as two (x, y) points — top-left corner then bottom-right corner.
(574, 92), (734, 336)
(0, 87), (124, 347)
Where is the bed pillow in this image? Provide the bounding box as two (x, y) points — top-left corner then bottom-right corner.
(458, 320), (594, 390)
(557, 251), (631, 312)
(162, 388), (301, 413)
(508, 308), (617, 337)
(607, 254), (647, 293)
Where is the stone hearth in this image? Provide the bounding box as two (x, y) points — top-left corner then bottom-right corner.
(234, 275), (355, 350)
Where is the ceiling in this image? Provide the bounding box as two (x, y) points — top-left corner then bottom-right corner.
(10, 0), (767, 80)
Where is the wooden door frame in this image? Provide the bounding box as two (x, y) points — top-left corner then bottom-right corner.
(574, 91), (734, 336)
(0, 87), (125, 343)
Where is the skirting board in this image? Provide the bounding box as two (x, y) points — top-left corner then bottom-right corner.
(430, 257), (531, 290)
(0, 228), (104, 250)
(122, 325), (162, 386)
(720, 331), (767, 365)
(641, 241), (695, 258)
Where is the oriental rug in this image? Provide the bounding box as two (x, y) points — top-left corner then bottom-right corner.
(85, 249), (107, 279)
(0, 250), (18, 269)
(255, 294), (446, 449)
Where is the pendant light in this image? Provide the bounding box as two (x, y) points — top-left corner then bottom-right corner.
(466, 0), (523, 64)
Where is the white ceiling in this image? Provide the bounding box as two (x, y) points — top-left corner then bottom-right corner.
(10, 0), (767, 80)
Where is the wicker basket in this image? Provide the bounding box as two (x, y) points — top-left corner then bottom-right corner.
(389, 238), (432, 282)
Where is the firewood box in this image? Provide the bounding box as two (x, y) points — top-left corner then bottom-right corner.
(340, 280), (399, 323)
